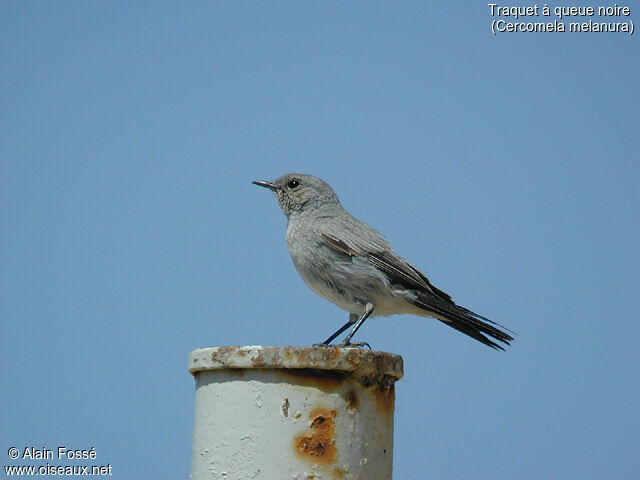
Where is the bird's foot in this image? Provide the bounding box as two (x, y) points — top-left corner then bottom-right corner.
(337, 340), (371, 349)
(312, 342), (331, 347)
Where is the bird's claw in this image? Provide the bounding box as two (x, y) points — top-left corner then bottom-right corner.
(337, 340), (371, 349)
(312, 341), (371, 349)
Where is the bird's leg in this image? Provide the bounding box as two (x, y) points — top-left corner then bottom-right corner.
(315, 313), (358, 346)
(338, 303), (374, 347)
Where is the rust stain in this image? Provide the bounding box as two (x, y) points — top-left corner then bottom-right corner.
(373, 382), (395, 414)
(344, 348), (362, 367)
(251, 351), (266, 368)
(344, 389), (359, 411)
(332, 466), (346, 478)
(352, 370), (397, 416)
(294, 408), (337, 465)
(282, 369), (348, 390)
(283, 345), (342, 366)
(318, 346), (341, 361)
(282, 348), (294, 362)
(210, 346), (242, 367)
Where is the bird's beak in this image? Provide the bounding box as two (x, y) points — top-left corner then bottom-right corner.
(252, 180), (279, 191)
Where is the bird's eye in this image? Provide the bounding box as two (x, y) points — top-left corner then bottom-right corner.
(287, 180), (300, 189)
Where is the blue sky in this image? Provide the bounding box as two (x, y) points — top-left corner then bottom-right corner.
(1, 2), (638, 479)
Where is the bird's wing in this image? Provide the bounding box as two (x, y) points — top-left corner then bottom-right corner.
(318, 215), (513, 350)
(367, 250), (453, 303)
(318, 216), (453, 303)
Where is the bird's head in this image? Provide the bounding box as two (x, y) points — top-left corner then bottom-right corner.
(253, 173), (340, 217)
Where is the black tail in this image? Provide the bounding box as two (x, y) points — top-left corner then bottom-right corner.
(413, 292), (514, 350)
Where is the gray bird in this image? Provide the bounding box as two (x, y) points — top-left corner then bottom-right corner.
(253, 173), (513, 350)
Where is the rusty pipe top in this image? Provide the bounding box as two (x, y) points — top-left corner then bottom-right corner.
(189, 346), (403, 382)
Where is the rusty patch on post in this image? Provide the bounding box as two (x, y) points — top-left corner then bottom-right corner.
(251, 350), (266, 368)
(294, 408), (337, 464)
(209, 346), (241, 367)
(355, 372), (396, 415)
(283, 345), (342, 364)
(332, 466), (347, 478)
(344, 389), (359, 411)
(282, 369), (348, 390)
(191, 347), (403, 384)
(373, 383), (395, 414)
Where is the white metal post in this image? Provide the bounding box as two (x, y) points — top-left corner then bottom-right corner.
(189, 345), (403, 479)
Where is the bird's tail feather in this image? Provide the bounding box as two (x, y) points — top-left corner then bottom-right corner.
(412, 292), (513, 350)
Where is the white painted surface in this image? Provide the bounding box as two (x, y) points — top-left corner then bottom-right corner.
(189, 346), (403, 480)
